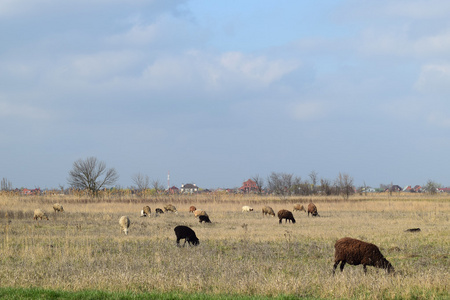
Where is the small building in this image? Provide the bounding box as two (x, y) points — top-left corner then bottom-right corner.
(167, 186), (179, 194)
(239, 179), (258, 193)
(180, 183), (199, 194)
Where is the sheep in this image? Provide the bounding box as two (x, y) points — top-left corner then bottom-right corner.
(189, 206), (197, 213)
(199, 215), (211, 223)
(308, 202), (319, 217)
(52, 203), (64, 213)
(405, 228), (421, 232)
(155, 208), (164, 214)
(141, 206), (151, 217)
(277, 209), (296, 224)
(33, 209), (49, 221)
(119, 216), (130, 235)
(174, 225), (199, 246)
(293, 204), (306, 212)
(242, 205), (254, 212)
(194, 209), (208, 218)
(333, 237), (395, 275)
(164, 204), (177, 213)
(261, 206), (275, 217)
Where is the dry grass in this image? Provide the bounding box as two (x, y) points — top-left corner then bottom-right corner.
(0, 193), (449, 299)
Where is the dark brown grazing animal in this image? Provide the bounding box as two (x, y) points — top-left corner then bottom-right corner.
(189, 206), (197, 213)
(174, 225), (199, 246)
(155, 208), (164, 214)
(293, 204), (306, 212)
(333, 237), (395, 275)
(199, 215), (211, 223)
(405, 228), (421, 232)
(262, 206), (275, 217)
(277, 209), (296, 224)
(308, 202), (319, 217)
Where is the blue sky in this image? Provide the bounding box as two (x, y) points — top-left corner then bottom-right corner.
(1, 0), (450, 190)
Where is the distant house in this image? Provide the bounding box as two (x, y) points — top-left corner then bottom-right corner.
(180, 183), (199, 194)
(239, 179), (258, 193)
(385, 185), (402, 192)
(168, 186), (179, 194)
(438, 187), (450, 193)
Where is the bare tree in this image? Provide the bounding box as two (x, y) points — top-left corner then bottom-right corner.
(267, 172), (301, 198)
(67, 157), (119, 197)
(1, 177), (12, 191)
(335, 172), (354, 200)
(320, 178), (333, 195)
(132, 173), (150, 191)
(425, 180), (441, 195)
(251, 174), (264, 194)
(151, 179), (164, 193)
(309, 171), (318, 195)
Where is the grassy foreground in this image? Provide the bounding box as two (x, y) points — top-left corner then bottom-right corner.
(0, 193), (449, 299)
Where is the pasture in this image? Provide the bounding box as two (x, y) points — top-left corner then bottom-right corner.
(0, 193), (449, 299)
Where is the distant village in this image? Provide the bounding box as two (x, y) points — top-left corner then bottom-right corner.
(6, 179), (450, 196)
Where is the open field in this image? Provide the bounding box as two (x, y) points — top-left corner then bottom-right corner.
(0, 193), (449, 299)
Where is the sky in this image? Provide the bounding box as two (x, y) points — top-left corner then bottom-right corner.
(1, 0), (450, 190)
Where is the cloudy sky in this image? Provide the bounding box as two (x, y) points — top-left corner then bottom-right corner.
(1, 0), (450, 190)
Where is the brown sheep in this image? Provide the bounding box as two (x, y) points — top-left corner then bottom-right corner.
(308, 202), (319, 217)
(194, 209), (208, 218)
(119, 216), (130, 235)
(293, 204), (306, 212)
(34, 209), (49, 221)
(141, 206), (151, 217)
(52, 203), (64, 213)
(277, 209), (296, 224)
(261, 206), (275, 217)
(164, 204), (177, 213)
(189, 206), (197, 213)
(333, 237), (395, 275)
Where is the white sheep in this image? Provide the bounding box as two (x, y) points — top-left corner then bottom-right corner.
(52, 203), (64, 213)
(33, 209), (49, 220)
(119, 216), (130, 235)
(242, 205), (254, 212)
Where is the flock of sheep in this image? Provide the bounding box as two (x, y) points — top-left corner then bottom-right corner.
(33, 201), (395, 275)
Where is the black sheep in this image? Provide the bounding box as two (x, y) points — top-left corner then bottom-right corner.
(199, 215), (211, 223)
(155, 208), (164, 214)
(277, 209), (296, 224)
(174, 225), (199, 246)
(333, 237), (395, 274)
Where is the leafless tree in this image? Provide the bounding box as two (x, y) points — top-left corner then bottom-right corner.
(251, 174), (264, 194)
(1, 177), (12, 191)
(151, 179), (165, 193)
(67, 157), (119, 197)
(267, 172), (301, 198)
(335, 172), (354, 200)
(425, 180), (441, 195)
(320, 178), (333, 195)
(132, 173), (150, 191)
(309, 171), (318, 195)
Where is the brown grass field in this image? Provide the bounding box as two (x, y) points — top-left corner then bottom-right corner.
(0, 192), (449, 299)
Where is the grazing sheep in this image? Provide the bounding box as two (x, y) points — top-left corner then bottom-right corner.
(261, 206), (275, 217)
(308, 202), (319, 217)
(164, 204), (177, 213)
(140, 206), (151, 217)
(189, 206), (197, 213)
(174, 225), (199, 246)
(119, 216), (130, 235)
(52, 203), (64, 213)
(293, 204), (306, 212)
(155, 208), (164, 214)
(33, 209), (49, 220)
(199, 215), (211, 223)
(242, 205), (254, 212)
(194, 209), (208, 218)
(333, 237), (395, 275)
(405, 228), (421, 232)
(277, 209), (296, 224)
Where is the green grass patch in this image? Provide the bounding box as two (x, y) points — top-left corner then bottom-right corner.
(0, 287), (320, 300)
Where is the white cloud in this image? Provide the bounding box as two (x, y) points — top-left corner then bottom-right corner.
(291, 101), (327, 121)
(0, 99), (51, 120)
(415, 63), (450, 93)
